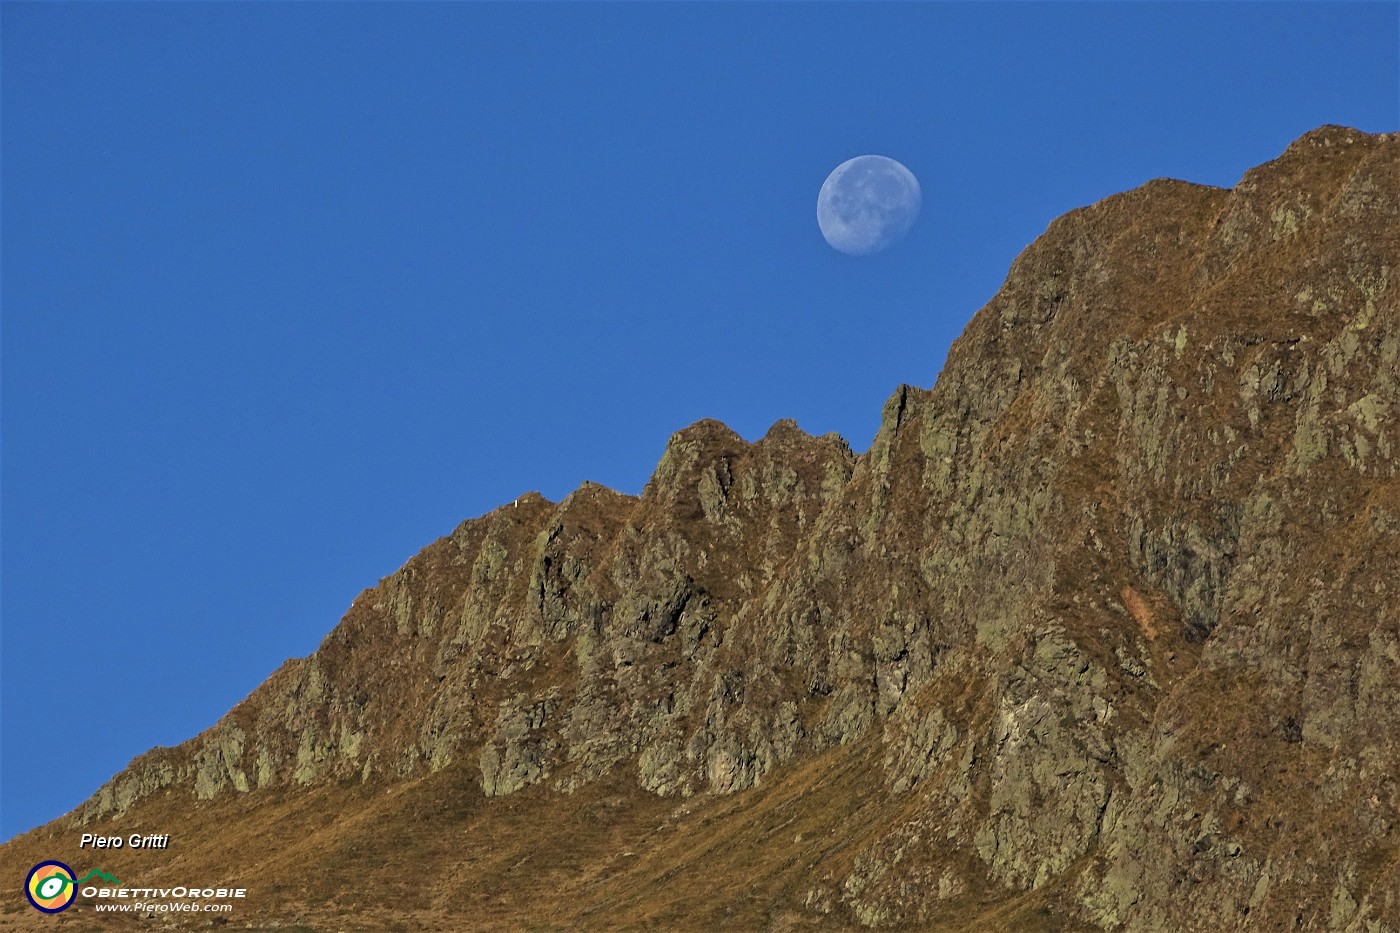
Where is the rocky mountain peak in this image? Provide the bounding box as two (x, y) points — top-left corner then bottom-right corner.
(3, 126), (1396, 932)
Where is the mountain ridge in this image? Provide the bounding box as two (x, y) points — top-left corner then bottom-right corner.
(3, 124), (1397, 932)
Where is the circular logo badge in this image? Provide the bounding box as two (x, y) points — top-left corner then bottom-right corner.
(25, 861), (77, 913)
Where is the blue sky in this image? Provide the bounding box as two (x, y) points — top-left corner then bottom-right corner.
(2, 2), (1396, 840)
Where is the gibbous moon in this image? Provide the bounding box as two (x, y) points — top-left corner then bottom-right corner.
(817, 155), (922, 256)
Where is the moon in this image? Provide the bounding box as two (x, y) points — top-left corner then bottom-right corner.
(817, 155), (922, 256)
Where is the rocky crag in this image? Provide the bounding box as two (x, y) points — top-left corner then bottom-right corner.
(3, 126), (1397, 932)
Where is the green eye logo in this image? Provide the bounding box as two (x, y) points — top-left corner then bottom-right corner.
(25, 861), (77, 913)
(38, 873), (71, 898)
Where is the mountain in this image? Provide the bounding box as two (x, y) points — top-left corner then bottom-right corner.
(3, 126), (1397, 932)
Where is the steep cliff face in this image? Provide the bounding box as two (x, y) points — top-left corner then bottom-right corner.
(4, 126), (1397, 932)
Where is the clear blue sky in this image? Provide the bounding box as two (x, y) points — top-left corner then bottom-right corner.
(3, 2), (1396, 840)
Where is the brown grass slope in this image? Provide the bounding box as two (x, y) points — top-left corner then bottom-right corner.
(4, 126), (1398, 932)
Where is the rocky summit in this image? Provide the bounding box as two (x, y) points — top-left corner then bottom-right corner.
(4, 126), (1398, 932)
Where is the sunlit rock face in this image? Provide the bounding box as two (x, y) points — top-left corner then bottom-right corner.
(7, 127), (1398, 932)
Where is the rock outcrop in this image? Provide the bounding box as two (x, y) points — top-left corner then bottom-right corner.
(4, 126), (1397, 932)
